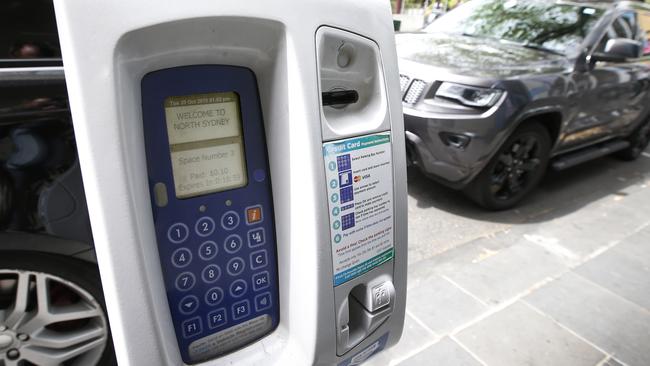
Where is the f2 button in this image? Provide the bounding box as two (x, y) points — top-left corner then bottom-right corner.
(250, 250), (267, 270)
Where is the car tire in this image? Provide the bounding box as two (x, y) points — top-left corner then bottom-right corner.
(465, 122), (551, 210)
(0, 251), (116, 366)
(616, 119), (650, 161)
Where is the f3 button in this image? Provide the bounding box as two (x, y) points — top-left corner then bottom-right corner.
(250, 250), (268, 270)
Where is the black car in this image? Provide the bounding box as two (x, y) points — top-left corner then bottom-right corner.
(399, 0), (650, 209)
(0, 1), (115, 365)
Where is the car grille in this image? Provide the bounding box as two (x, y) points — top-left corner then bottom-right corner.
(403, 79), (426, 104)
(399, 74), (411, 93)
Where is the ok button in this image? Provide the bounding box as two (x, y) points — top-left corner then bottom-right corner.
(252, 271), (270, 291)
(250, 250), (268, 270)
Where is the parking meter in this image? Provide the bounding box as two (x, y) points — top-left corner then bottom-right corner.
(54, 0), (407, 364)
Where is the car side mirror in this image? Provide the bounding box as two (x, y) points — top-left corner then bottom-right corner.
(591, 38), (641, 63)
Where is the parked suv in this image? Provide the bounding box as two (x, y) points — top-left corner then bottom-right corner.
(0, 1), (115, 364)
(399, 0), (650, 209)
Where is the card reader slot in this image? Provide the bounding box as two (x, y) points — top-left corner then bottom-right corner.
(322, 90), (359, 107)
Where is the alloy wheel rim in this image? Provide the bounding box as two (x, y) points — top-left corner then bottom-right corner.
(490, 134), (541, 201)
(0, 270), (108, 366)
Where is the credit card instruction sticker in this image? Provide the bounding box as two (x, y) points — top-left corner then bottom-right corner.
(164, 92), (248, 199)
(323, 133), (394, 286)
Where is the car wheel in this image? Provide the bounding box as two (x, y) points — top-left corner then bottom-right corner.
(616, 120), (650, 161)
(465, 122), (551, 210)
(0, 252), (115, 366)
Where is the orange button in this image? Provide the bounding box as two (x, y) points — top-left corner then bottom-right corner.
(246, 206), (263, 225)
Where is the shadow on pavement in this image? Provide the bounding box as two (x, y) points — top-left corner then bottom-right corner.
(407, 153), (650, 224)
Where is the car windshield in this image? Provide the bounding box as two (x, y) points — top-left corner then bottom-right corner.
(425, 0), (606, 55)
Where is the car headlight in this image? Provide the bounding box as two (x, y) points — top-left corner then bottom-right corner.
(435, 82), (504, 108)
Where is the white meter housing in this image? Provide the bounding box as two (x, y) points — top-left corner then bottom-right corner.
(54, 0), (407, 364)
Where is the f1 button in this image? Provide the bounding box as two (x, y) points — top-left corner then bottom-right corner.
(182, 317), (202, 339)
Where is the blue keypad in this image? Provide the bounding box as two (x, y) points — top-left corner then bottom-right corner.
(337, 154), (352, 171)
(164, 205), (276, 347)
(342, 213), (356, 231)
(340, 186), (354, 204)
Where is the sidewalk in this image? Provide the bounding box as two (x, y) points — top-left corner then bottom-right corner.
(369, 165), (650, 365)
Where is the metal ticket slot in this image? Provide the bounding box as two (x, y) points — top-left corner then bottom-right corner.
(54, 0), (407, 364)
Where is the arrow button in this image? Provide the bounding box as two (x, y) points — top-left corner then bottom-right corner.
(229, 279), (248, 298)
(179, 295), (199, 315)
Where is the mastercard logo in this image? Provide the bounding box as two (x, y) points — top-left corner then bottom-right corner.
(354, 176), (362, 183)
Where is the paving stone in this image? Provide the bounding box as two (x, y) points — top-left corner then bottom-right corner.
(443, 242), (567, 304)
(525, 272), (650, 366)
(456, 302), (604, 366)
(575, 234), (650, 310)
(397, 337), (482, 366)
(407, 275), (487, 335)
(365, 312), (438, 366)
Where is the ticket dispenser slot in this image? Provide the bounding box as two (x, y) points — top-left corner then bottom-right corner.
(317, 26), (400, 357)
(141, 65), (279, 364)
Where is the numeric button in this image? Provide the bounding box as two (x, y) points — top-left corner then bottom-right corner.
(199, 241), (218, 261)
(221, 211), (240, 231)
(167, 223), (189, 244)
(208, 308), (227, 329)
(175, 272), (195, 291)
(247, 228), (265, 248)
(205, 287), (225, 306)
(227, 257), (246, 276)
(202, 264), (221, 284)
(224, 234), (243, 254)
(171, 248), (192, 268)
(195, 217), (216, 237)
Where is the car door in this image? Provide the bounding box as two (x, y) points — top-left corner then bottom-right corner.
(563, 11), (648, 149)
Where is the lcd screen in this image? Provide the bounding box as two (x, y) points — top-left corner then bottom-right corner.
(165, 92), (247, 199)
